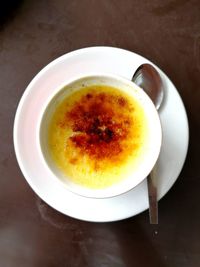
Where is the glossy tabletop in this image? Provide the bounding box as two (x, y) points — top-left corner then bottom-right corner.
(0, 1), (199, 266)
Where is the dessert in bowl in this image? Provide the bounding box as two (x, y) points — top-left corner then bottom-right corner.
(38, 74), (162, 198)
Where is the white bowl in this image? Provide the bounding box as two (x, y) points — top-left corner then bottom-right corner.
(38, 73), (162, 198)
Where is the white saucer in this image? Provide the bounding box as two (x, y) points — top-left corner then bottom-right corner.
(13, 47), (189, 222)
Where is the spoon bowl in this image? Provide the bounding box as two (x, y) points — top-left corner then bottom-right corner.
(132, 63), (164, 110)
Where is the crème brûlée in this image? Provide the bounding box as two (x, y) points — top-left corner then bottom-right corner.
(48, 85), (149, 189)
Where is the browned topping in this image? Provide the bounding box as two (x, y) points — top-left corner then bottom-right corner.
(117, 96), (127, 107)
(69, 158), (78, 164)
(59, 91), (133, 162)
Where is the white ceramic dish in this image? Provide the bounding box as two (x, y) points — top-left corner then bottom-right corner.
(13, 47), (189, 222)
(39, 73), (162, 199)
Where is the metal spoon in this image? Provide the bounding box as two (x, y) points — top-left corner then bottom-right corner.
(132, 63), (164, 224)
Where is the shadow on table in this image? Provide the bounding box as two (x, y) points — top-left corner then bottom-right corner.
(108, 219), (166, 267)
(36, 198), (166, 267)
(0, 0), (24, 29)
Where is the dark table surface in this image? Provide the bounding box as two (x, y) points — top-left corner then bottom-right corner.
(0, 0), (199, 266)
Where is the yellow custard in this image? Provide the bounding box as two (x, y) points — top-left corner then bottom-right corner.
(48, 85), (149, 189)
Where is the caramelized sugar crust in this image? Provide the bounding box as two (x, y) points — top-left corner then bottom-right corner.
(48, 85), (147, 188)
(62, 91), (133, 164)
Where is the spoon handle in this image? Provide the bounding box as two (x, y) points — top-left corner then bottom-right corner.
(147, 174), (158, 224)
